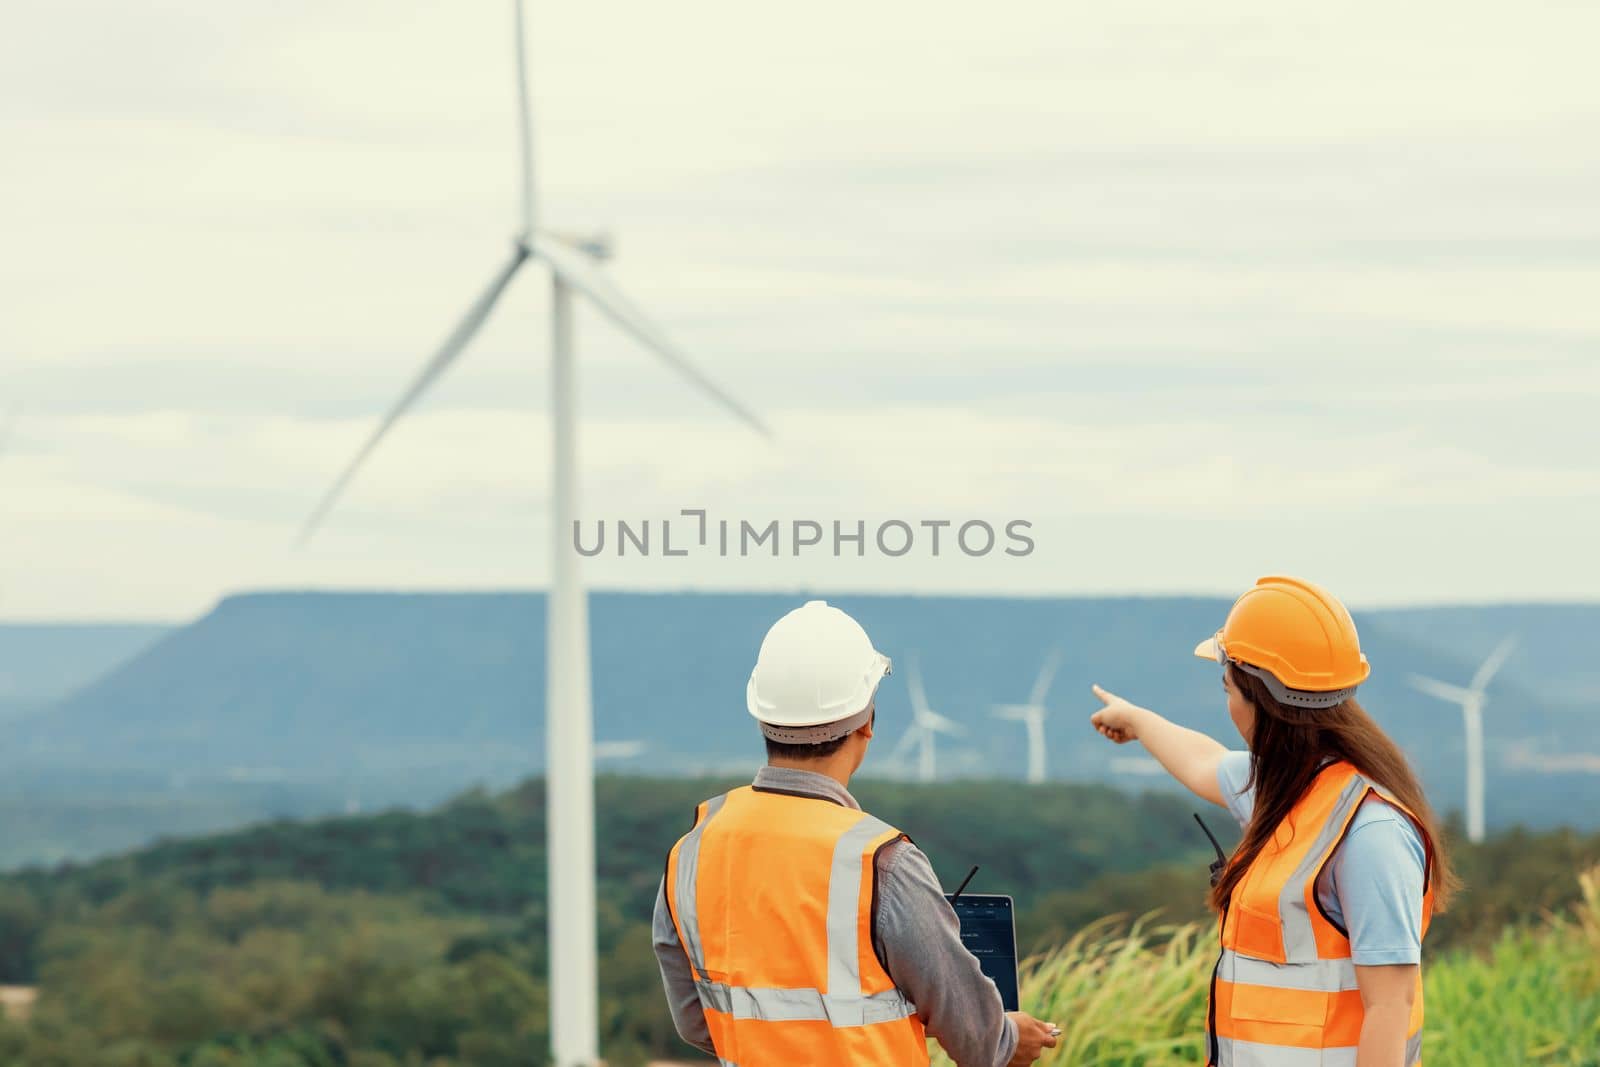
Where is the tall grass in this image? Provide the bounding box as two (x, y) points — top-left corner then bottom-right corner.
(932, 867), (1600, 1067)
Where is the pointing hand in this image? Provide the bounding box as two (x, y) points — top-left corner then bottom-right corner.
(1089, 684), (1149, 744)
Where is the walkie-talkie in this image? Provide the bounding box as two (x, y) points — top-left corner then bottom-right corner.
(1193, 813), (1230, 887)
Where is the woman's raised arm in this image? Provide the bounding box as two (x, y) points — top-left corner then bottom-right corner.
(1089, 684), (1229, 807)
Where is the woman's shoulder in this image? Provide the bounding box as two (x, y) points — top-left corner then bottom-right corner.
(1342, 794), (1428, 866)
(1217, 750), (1254, 825)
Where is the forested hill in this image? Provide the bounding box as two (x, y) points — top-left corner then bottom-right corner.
(0, 775), (1596, 1066)
(2, 775), (1219, 924)
(0, 776), (1221, 1062)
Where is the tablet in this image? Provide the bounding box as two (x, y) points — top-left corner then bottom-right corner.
(945, 893), (1020, 1011)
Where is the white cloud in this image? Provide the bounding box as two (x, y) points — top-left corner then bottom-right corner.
(3, 0), (1599, 618)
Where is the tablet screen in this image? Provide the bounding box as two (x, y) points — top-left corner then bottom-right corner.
(945, 893), (1020, 1011)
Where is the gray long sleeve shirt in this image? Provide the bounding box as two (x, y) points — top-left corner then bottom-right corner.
(652, 765), (1018, 1067)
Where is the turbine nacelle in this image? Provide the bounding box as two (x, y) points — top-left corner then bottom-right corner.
(541, 229), (615, 262)
(991, 703), (1042, 723)
(1405, 676), (1477, 707)
(914, 706), (966, 736)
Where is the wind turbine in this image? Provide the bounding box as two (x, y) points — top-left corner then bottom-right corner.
(887, 658), (965, 782)
(296, 5), (768, 1064)
(1407, 636), (1516, 844)
(991, 649), (1063, 784)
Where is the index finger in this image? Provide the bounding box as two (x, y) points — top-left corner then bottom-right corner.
(1091, 683), (1119, 705)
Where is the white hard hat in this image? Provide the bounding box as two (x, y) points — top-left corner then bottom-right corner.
(747, 600), (892, 743)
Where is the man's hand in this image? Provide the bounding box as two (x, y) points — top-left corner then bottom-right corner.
(1089, 684), (1150, 744)
(1006, 1012), (1060, 1065)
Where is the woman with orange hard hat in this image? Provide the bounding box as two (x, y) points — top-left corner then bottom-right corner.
(1089, 575), (1457, 1067)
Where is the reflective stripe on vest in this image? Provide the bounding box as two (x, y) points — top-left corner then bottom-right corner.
(664, 786), (928, 1065)
(670, 792), (727, 981)
(1215, 1031), (1423, 1067)
(1208, 762), (1434, 1067)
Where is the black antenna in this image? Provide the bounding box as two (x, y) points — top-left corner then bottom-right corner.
(1193, 813), (1229, 887)
(950, 865), (980, 901)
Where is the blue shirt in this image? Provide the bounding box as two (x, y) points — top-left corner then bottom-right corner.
(1217, 751), (1425, 966)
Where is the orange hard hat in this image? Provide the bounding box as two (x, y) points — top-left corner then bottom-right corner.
(1194, 575), (1370, 708)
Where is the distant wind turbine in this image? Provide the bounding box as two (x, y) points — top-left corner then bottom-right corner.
(886, 657), (965, 782)
(593, 739), (647, 761)
(294, 4), (768, 1064)
(1407, 636), (1516, 844)
(991, 649), (1063, 784)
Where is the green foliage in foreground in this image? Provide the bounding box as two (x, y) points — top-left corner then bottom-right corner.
(933, 868), (1600, 1067)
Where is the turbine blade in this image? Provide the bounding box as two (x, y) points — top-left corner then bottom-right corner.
(532, 235), (771, 437)
(906, 656), (930, 717)
(511, 0), (536, 236)
(1407, 674), (1474, 706)
(886, 724), (920, 765)
(1470, 636), (1518, 693)
(921, 708), (965, 736)
(1028, 648), (1064, 707)
(297, 244), (530, 544)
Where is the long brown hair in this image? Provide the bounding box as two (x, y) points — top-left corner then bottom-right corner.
(1208, 665), (1459, 914)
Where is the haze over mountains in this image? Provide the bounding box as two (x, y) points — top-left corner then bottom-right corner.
(0, 623), (169, 720)
(1, 590), (1598, 867)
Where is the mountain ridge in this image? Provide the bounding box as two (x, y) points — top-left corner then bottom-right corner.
(1, 589), (1595, 868)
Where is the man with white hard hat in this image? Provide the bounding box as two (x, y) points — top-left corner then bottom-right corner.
(653, 600), (1060, 1066)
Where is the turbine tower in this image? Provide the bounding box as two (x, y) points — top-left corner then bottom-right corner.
(887, 657), (965, 781)
(991, 649), (1063, 784)
(296, 5), (768, 1063)
(1407, 636), (1516, 845)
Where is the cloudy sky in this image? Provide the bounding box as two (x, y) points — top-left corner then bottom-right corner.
(4, 0), (1598, 620)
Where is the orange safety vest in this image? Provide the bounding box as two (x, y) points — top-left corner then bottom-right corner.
(1209, 761), (1436, 1067)
(663, 785), (930, 1066)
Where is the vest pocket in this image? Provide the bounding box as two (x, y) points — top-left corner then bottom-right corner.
(1233, 903), (1287, 963)
(1229, 981), (1331, 1028)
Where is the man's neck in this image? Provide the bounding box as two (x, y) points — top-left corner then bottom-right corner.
(766, 756), (853, 790)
